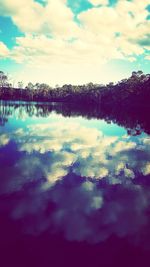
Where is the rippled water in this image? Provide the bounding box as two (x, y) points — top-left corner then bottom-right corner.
(0, 101), (150, 267)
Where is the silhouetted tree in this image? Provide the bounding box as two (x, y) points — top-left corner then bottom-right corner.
(0, 71), (8, 87)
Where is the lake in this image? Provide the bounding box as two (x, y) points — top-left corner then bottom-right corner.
(0, 101), (150, 267)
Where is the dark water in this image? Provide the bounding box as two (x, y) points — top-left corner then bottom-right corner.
(0, 101), (150, 267)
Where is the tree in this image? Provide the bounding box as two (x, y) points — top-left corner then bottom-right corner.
(0, 71), (8, 87)
(131, 70), (144, 80)
(18, 81), (24, 89)
(26, 82), (34, 90)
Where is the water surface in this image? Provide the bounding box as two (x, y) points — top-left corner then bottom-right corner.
(0, 101), (150, 267)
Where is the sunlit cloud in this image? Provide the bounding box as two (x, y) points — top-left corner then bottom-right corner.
(0, 0), (149, 84)
(0, 41), (9, 57)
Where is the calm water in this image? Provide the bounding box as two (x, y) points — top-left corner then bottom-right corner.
(0, 101), (150, 267)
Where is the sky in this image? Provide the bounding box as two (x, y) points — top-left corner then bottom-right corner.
(0, 0), (150, 86)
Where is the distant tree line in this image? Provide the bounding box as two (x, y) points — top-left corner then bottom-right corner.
(0, 70), (150, 107)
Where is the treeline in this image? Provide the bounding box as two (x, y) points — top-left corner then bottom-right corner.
(0, 70), (150, 107)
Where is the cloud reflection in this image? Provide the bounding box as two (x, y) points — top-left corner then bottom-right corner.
(0, 118), (150, 246)
(6, 178), (150, 246)
(50, 181), (149, 243)
(0, 120), (150, 188)
(0, 133), (9, 147)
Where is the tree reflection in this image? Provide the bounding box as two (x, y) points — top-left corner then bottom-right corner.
(0, 101), (150, 135)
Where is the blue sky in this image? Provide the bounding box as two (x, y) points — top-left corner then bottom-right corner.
(0, 0), (149, 86)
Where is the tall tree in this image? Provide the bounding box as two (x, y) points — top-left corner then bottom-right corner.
(0, 71), (8, 87)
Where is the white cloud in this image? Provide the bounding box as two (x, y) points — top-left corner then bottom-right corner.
(0, 0), (44, 32)
(0, 0), (149, 82)
(44, 0), (78, 38)
(0, 0), (78, 37)
(0, 41), (9, 57)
